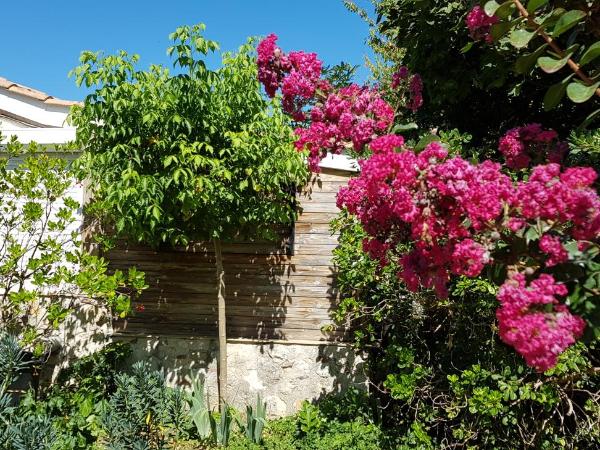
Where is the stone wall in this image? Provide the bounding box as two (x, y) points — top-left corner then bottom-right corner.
(117, 334), (366, 417)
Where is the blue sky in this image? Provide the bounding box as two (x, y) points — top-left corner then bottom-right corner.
(1, 0), (375, 101)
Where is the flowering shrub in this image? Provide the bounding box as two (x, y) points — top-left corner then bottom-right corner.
(496, 273), (586, 371)
(257, 35), (422, 171)
(333, 127), (600, 371)
(256, 35), (599, 371)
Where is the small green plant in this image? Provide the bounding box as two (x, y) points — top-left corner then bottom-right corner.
(210, 403), (234, 446)
(188, 375), (211, 440)
(297, 400), (325, 435)
(236, 394), (267, 444)
(100, 361), (187, 449)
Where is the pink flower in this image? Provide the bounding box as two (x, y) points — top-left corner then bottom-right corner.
(369, 135), (405, 154)
(466, 6), (499, 43)
(496, 274), (585, 372)
(257, 34), (291, 98)
(539, 234), (568, 267)
(407, 74), (424, 111)
(498, 124), (567, 169)
(512, 164), (600, 240)
(451, 239), (489, 277)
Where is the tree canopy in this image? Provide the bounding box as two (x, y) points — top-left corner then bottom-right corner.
(70, 24), (308, 247)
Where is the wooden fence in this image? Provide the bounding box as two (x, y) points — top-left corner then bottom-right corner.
(108, 169), (353, 342)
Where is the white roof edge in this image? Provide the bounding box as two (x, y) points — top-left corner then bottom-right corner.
(318, 153), (359, 172)
(1, 127), (77, 145)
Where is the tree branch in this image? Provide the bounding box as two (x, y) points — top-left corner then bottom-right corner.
(512, 0), (600, 98)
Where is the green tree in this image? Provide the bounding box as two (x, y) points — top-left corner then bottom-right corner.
(70, 24), (308, 402)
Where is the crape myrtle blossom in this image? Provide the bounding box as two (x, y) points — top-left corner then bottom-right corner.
(337, 133), (599, 371)
(499, 123), (568, 169)
(496, 273), (585, 372)
(337, 141), (503, 297)
(257, 34), (323, 120)
(257, 36), (599, 371)
(466, 6), (499, 43)
(257, 35), (423, 171)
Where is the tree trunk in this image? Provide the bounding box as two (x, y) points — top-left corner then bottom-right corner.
(214, 238), (227, 404)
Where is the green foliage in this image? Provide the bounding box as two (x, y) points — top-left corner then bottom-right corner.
(99, 361), (189, 449)
(567, 127), (600, 168)
(236, 395), (267, 444)
(70, 24), (308, 248)
(330, 211), (600, 448)
(209, 404), (234, 446)
(0, 137), (146, 352)
(188, 376), (211, 440)
(346, 0), (597, 142)
(13, 342), (131, 449)
(297, 401), (325, 435)
(487, 0), (599, 119)
(227, 414), (388, 450)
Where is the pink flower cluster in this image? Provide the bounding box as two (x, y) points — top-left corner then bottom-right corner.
(256, 36), (424, 172)
(336, 130), (600, 369)
(391, 67), (423, 112)
(257, 34), (290, 98)
(496, 273), (586, 372)
(512, 164), (600, 240)
(295, 85), (395, 171)
(407, 74), (423, 111)
(466, 6), (499, 43)
(499, 123), (568, 169)
(257, 33), (323, 120)
(539, 234), (568, 267)
(337, 140), (504, 297)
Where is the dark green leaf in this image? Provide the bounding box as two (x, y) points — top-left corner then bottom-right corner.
(527, 0), (549, 13)
(579, 41), (600, 67)
(552, 10), (586, 38)
(515, 44), (548, 74)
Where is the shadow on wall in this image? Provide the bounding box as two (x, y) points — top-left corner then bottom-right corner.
(52, 169), (364, 415)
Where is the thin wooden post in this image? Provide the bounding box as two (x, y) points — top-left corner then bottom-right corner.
(214, 238), (227, 404)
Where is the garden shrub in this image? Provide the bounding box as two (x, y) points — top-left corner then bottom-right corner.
(0, 137), (146, 356)
(254, 18), (600, 448)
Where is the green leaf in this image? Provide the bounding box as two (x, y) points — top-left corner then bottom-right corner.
(543, 75), (574, 111)
(515, 44), (548, 74)
(566, 81), (600, 103)
(552, 10), (586, 38)
(490, 22), (512, 41)
(509, 29), (535, 49)
(579, 108), (600, 130)
(579, 41), (600, 67)
(461, 41), (474, 54)
(415, 134), (441, 152)
(484, 1), (501, 16)
(495, 1), (515, 19)
(537, 53), (571, 74)
(393, 122), (418, 132)
(527, 0), (549, 13)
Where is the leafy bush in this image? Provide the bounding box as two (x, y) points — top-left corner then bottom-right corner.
(331, 210), (600, 449)
(345, 0), (598, 141)
(99, 361), (189, 449)
(0, 138), (146, 355)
